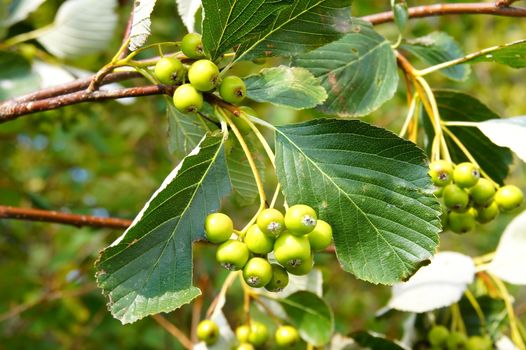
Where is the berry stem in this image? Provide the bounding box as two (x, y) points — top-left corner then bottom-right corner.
(251, 296), (283, 326)
(206, 271), (238, 318)
(442, 121), (480, 127)
(463, 289), (487, 332)
(450, 303), (467, 334)
(399, 94), (419, 138)
(239, 113), (276, 168)
(269, 184), (282, 209)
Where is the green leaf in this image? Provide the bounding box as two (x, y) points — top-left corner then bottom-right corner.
(128, 0), (157, 51)
(201, 0), (293, 60)
(476, 116), (526, 163)
(351, 331), (407, 350)
(95, 133), (231, 324)
(36, 0), (118, 58)
(244, 66), (327, 109)
(236, 0), (353, 62)
(466, 39), (526, 69)
(226, 135), (265, 207)
(278, 291), (334, 346)
(401, 32), (470, 81)
(275, 119), (440, 284)
(422, 90), (513, 185)
(0, 50), (40, 100)
(458, 295), (507, 337)
(166, 98), (213, 159)
(294, 19), (398, 117)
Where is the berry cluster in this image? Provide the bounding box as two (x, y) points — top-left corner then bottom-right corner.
(427, 325), (492, 350)
(429, 160), (524, 234)
(196, 319), (300, 348)
(153, 33), (247, 113)
(205, 205), (333, 291)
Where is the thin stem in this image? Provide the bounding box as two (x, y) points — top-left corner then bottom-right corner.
(442, 121), (480, 127)
(239, 274), (253, 324)
(3, 25), (52, 47)
(251, 296), (283, 326)
(399, 94), (419, 138)
(269, 184), (281, 209)
(152, 314), (193, 350)
(120, 42), (180, 63)
(450, 303), (467, 334)
(240, 113), (276, 168)
(206, 271), (238, 318)
(473, 252), (496, 265)
(464, 289), (487, 332)
(488, 273), (526, 350)
(246, 115), (277, 131)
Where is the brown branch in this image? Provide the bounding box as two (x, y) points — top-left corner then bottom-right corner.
(152, 314), (193, 350)
(363, 2), (526, 25)
(0, 205), (132, 229)
(0, 84), (175, 123)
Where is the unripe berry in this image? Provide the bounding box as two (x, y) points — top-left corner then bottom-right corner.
(307, 219), (333, 251)
(286, 254), (313, 276)
(494, 185), (524, 211)
(196, 320), (219, 345)
(465, 336), (492, 350)
(216, 240), (249, 271)
(428, 160), (454, 186)
(188, 59), (220, 91)
(248, 321), (268, 346)
(448, 211), (475, 234)
(219, 75), (246, 104)
(236, 343), (255, 350)
(453, 162), (480, 188)
(469, 178), (496, 205)
(257, 208), (285, 237)
(265, 264), (289, 292)
(181, 33), (205, 59)
(244, 224), (274, 254)
(446, 332), (467, 350)
(475, 201), (499, 224)
(236, 325), (250, 343)
(285, 204), (317, 235)
(154, 57), (185, 85)
(443, 184), (470, 212)
(274, 232), (311, 269)
(275, 325), (300, 347)
(173, 84), (203, 113)
(243, 257), (273, 288)
(204, 212), (233, 243)
(428, 325), (449, 347)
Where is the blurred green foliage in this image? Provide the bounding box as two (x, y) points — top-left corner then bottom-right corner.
(1, 0), (525, 349)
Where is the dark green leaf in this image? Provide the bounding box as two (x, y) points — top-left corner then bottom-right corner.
(275, 119), (440, 284)
(393, 2), (408, 33)
(236, 0), (353, 61)
(401, 32), (470, 81)
(278, 291), (334, 346)
(294, 19), (398, 117)
(459, 295), (507, 337)
(351, 331), (407, 350)
(467, 39), (526, 68)
(422, 90), (513, 185)
(244, 66), (327, 109)
(166, 98), (214, 159)
(201, 0), (292, 60)
(0, 50), (40, 100)
(227, 135), (265, 207)
(96, 133), (231, 324)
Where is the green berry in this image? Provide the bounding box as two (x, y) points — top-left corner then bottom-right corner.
(286, 254), (313, 276)
(248, 321), (268, 346)
(441, 203), (449, 230)
(443, 184), (470, 212)
(219, 75), (246, 104)
(465, 336), (492, 350)
(428, 325), (449, 347)
(181, 33), (205, 59)
(236, 343), (255, 350)
(429, 160), (454, 186)
(469, 178), (496, 205)
(446, 332), (467, 350)
(448, 211), (476, 234)
(154, 57), (185, 85)
(275, 325), (300, 347)
(265, 264), (289, 292)
(196, 320), (219, 345)
(453, 162), (480, 188)
(244, 224), (274, 254)
(257, 208), (285, 237)
(494, 185), (524, 211)
(274, 232), (311, 269)
(188, 59), (220, 91)
(307, 219), (333, 251)
(285, 204), (317, 235)
(243, 257), (272, 288)
(236, 325), (251, 343)
(434, 186), (445, 197)
(475, 201), (499, 224)
(173, 84), (203, 113)
(216, 240), (249, 271)
(205, 212), (233, 243)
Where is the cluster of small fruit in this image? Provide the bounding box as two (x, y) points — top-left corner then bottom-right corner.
(204, 205), (333, 291)
(153, 33), (247, 113)
(429, 160), (524, 234)
(197, 319), (300, 349)
(427, 326), (492, 350)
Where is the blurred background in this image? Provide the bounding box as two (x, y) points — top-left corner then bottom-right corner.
(1, 0), (525, 348)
